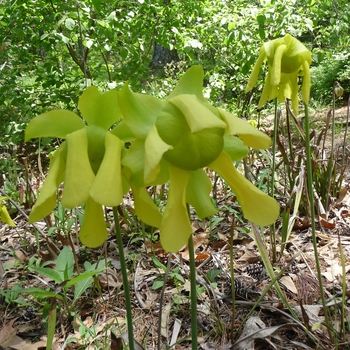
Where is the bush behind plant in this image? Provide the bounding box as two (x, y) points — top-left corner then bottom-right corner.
(310, 52), (350, 104)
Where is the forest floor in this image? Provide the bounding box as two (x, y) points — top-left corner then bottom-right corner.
(0, 106), (350, 350)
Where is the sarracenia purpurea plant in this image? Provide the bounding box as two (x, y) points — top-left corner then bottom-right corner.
(25, 66), (279, 251)
(25, 65), (279, 348)
(0, 196), (15, 227)
(246, 33), (336, 343)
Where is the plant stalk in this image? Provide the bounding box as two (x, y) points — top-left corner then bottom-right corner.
(303, 104), (333, 342)
(188, 234), (198, 350)
(157, 254), (172, 350)
(112, 206), (135, 350)
(229, 218), (236, 342)
(270, 99), (279, 262)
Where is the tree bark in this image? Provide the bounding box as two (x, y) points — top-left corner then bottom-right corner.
(150, 40), (178, 69)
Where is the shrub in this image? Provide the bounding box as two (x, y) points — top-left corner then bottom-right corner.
(310, 51), (350, 104)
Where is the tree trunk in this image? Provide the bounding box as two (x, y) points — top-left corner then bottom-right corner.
(150, 40), (178, 69)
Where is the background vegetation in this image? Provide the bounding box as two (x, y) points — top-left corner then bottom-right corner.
(1, 0), (349, 139)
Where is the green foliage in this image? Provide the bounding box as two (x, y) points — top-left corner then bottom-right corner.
(1, 0), (349, 144)
(18, 247), (106, 310)
(152, 266), (185, 290)
(311, 52), (350, 104)
(0, 284), (27, 306)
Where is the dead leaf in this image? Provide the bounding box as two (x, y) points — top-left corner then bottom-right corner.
(120, 332), (145, 350)
(181, 233), (208, 259)
(144, 239), (165, 256)
(280, 275), (298, 294)
(69, 317), (125, 344)
(160, 302), (172, 338)
(0, 319), (17, 347)
(15, 250), (27, 263)
(195, 253), (210, 261)
(0, 334), (54, 350)
(142, 290), (158, 308)
(72, 315), (93, 332)
(337, 187), (348, 202)
(293, 305), (324, 326)
(111, 332), (123, 350)
(322, 262), (350, 281)
(97, 268), (122, 289)
(320, 218), (336, 229)
(170, 318), (182, 347)
(233, 317), (303, 350)
(237, 250), (260, 263)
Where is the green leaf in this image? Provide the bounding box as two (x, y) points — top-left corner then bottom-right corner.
(84, 39), (94, 48)
(228, 22), (235, 31)
(71, 260), (107, 302)
(72, 276), (93, 303)
(67, 268), (105, 289)
(78, 86), (121, 130)
(28, 266), (64, 284)
(65, 18), (75, 30)
(25, 110), (85, 141)
(56, 247), (74, 281)
(120, 48), (128, 59)
(152, 280), (164, 290)
(56, 33), (70, 44)
(68, 269), (104, 296)
(257, 14), (265, 24)
(16, 287), (62, 299)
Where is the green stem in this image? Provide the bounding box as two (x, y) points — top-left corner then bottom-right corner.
(325, 85), (336, 209)
(271, 99), (278, 199)
(158, 254), (172, 350)
(229, 219), (236, 343)
(188, 234), (198, 350)
(270, 99), (278, 262)
(112, 206), (135, 350)
(304, 104), (333, 342)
